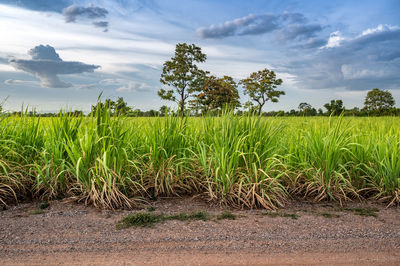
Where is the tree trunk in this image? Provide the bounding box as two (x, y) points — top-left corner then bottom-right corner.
(179, 100), (185, 116)
(258, 105), (262, 116)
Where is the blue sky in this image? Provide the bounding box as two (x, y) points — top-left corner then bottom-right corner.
(0, 0), (399, 112)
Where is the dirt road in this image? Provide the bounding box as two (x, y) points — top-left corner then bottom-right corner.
(1, 198), (399, 265)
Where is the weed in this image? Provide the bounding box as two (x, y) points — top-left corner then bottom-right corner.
(217, 211), (236, 220)
(263, 211), (298, 220)
(318, 212), (341, 218)
(116, 211), (210, 229)
(336, 207), (379, 217)
(39, 201), (50, 210)
(30, 209), (44, 215)
(166, 211), (209, 222)
(116, 212), (162, 229)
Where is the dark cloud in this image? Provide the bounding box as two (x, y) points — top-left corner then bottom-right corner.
(350, 25), (400, 50)
(62, 4), (109, 31)
(239, 14), (279, 36)
(2, 0), (71, 12)
(283, 25), (400, 91)
(0, 57), (9, 64)
(295, 38), (327, 49)
(93, 21), (109, 32)
(62, 5), (108, 23)
(28, 45), (61, 61)
(9, 45), (100, 88)
(279, 24), (323, 41)
(197, 12), (323, 42)
(197, 14), (278, 39)
(281, 12), (307, 24)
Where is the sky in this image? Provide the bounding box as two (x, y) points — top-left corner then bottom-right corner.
(0, 0), (399, 113)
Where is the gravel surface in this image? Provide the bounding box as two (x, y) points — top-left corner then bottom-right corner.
(1, 198), (399, 265)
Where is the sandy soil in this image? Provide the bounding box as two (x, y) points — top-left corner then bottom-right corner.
(1, 198), (399, 265)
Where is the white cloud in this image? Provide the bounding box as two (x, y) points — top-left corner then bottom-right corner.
(116, 81), (151, 92)
(4, 79), (40, 86)
(359, 24), (399, 37)
(321, 31), (345, 48)
(341, 64), (386, 79)
(75, 83), (97, 90)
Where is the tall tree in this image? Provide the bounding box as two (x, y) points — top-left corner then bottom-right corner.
(240, 68), (284, 115)
(192, 75), (240, 114)
(298, 102), (312, 115)
(159, 105), (170, 116)
(158, 43), (207, 115)
(323, 99), (344, 116)
(114, 97), (131, 115)
(90, 97), (131, 116)
(363, 88), (395, 115)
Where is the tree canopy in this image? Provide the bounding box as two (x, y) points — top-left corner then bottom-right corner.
(90, 97), (131, 116)
(363, 88), (395, 115)
(324, 99), (344, 116)
(158, 43), (207, 115)
(191, 75), (240, 114)
(298, 102), (316, 116)
(240, 68), (284, 115)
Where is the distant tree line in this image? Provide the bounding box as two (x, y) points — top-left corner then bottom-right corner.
(2, 87), (397, 117)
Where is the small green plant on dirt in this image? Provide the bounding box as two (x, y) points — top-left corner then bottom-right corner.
(165, 211), (209, 222)
(336, 207), (379, 217)
(263, 211), (298, 220)
(30, 209), (45, 215)
(217, 211), (236, 220)
(39, 201), (50, 210)
(116, 211), (210, 229)
(147, 206), (156, 212)
(318, 212), (341, 218)
(117, 212), (162, 229)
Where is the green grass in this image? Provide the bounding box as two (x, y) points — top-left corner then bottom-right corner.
(217, 211), (236, 220)
(165, 211), (209, 221)
(117, 212), (162, 229)
(116, 211), (209, 229)
(317, 212), (341, 218)
(1, 107), (399, 209)
(337, 207), (379, 217)
(39, 201), (50, 210)
(30, 209), (45, 215)
(263, 211), (299, 220)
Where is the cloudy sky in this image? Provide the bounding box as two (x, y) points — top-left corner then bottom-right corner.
(0, 0), (399, 112)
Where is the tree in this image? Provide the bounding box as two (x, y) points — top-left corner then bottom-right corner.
(240, 68), (284, 115)
(191, 75), (240, 114)
(363, 88), (395, 115)
(298, 102), (311, 115)
(159, 105), (170, 116)
(243, 101), (256, 114)
(90, 97), (131, 116)
(324, 99), (344, 116)
(114, 97), (131, 115)
(158, 43), (207, 115)
(298, 102), (316, 116)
